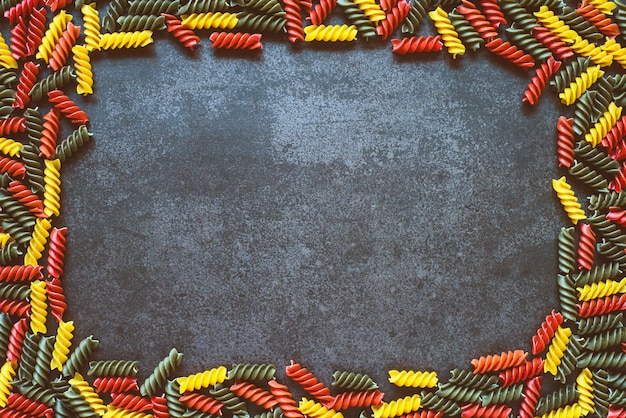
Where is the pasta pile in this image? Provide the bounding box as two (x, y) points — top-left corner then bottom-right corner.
(0, 0), (624, 417)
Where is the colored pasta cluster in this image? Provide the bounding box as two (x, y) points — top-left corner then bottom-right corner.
(0, 0), (624, 417)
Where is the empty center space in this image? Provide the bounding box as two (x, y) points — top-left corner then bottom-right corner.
(62, 39), (561, 379)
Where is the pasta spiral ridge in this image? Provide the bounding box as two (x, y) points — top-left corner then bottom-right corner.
(47, 22), (80, 72)
(480, 0), (506, 28)
(0, 360), (15, 408)
(448, 369), (499, 390)
(391, 36), (443, 53)
(610, 161), (626, 191)
(435, 382), (482, 403)
(578, 222), (597, 270)
(269, 379), (304, 418)
(532, 310), (565, 355)
(47, 226), (67, 280)
(210, 383), (250, 418)
(32, 335), (53, 387)
(388, 370), (438, 388)
(401, 0), (428, 33)
(471, 350), (527, 374)
(577, 312), (623, 335)
(324, 390), (385, 410)
(575, 368), (595, 415)
(162, 13), (200, 50)
(47, 277), (67, 322)
(88, 360), (139, 377)
(164, 379), (186, 418)
(577, 293), (626, 317)
(81, 2), (100, 51)
(47, 89), (89, 125)
(460, 403), (511, 418)
(151, 395), (169, 418)
(286, 361), (333, 403)
(0, 137), (22, 158)
(429, 7), (465, 58)
(299, 397), (344, 418)
(72, 44), (93, 96)
(570, 36), (613, 67)
(39, 108), (59, 159)
(6, 317), (27, 362)
(0, 33), (17, 70)
(0, 282), (29, 300)
(0, 116), (26, 135)
(598, 237), (626, 263)
(308, 0), (337, 25)
(179, 392), (225, 415)
(176, 366), (227, 393)
(228, 363), (276, 381)
(377, 1), (411, 39)
(523, 56), (562, 105)
(55, 124), (93, 163)
(230, 381), (278, 410)
(582, 326), (626, 350)
(43, 158), (61, 218)
(13, 61), (39, 110)
(602, 115), (626, 154)
(50, 319), (74, 371)
(6, 392), (53, 417)
(28, 65), (76, 104)
(0, 264), (42, 282)
(10, 16), (28, 61)
(63, 385), (100, 418)
(544, 326), (573, 375)
(506, 26), (553, 61)
(553, 176), (587, 224)
(485, 36), (535, 69)
(578, 274), (626, 302)
(558, 117), (575, 168)
(0, 242), (20, 266)
(0, 296), (30, 317)
(28, 279), (47, 334)
(62, 335), (98, 377)
(26, 7), (47, 57)
(371, 395), (421, 418)
(519, 376), (543, 418)
(560, 66), (605, 105)
(181, 12), (239, 29)
(235, 12), (286, 33)
(304, 24), (358, 41)
(93, 376), (139, 393)
(561, 5), (604, 43)
(332, 371), (379, 391)
(98, 30), (154, 49)
(140, 347), (183, 397)
(536, 383), (579, 415)
(110, 393), (153, 413)
(180, 0), (231, 14)
(17, 331), (40, 381)
(117, 14), (167, 31)
(337, 0), (376, 38)
(102, 0), (130, 32)
(480, 383), (523, 405)
(210, 32), (263, 49)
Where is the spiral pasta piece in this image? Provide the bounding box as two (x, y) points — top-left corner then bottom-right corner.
(179, 392), (224, 415)
(48, 21), (80, 72)
(376, 1), (411, 40)
(569, 36), (613, 67)
(558, 117), (576, 168)
(0, 359), (15, 407)
(99, 30), (154, 49)
(544, 326), (572, 375)
(576, 368), (595, 415)
(308, 0), (336, 24)
(325, 390), (385, 410)
(532, 310), (564, 355)
(181, 12), (239, 29)
(28, 279), (47, 334)
(353, 0), (385, 24)
(471, 350), (527, 374)
(68, 372), (107, 415)
(388, 370), (437, 388)
(93, 376), (139, 393)
(6, 392), (53, 417)
(0, 117), (26, 136)
(88, 359), (139, 377)
(577, 293), (626, 317)
(460, 403), (511, 418)
(0, 33), (17, 69)
(553, 176), (587, 224)
(523, 56), (562, 105)
(586, 102), (622, 146)
(269, 379), (304, 418)
(48, 90), (89, 124)
(391, 36), (443, 53)
(372, 394), (421, 418)
(230, 381), (278, 410)
(0, 137), (22, 157)
(485, 37), (535, 69)
(79, 2), (101, 52)
(578, 223), (597, 270)
(429, 7), (465, 58)
(210, 32), (263, 49)
(13, 61), (39, 109)
(140, 347), (183, 397)
(519, 376), (543, 418)
(6, 317), (27, 362)
(304, 24), (358, 41)
(72, 44), (93, 96)
(43, 158), (61, 218)
(332, 371), (378, 391)
(286, 361), (333, 403)
(26, 7), (47, 57)
(587, 0), (616, 14)
(577, 277), (626, 301)
(300, 397), (344, 418)
(110, 393), (153, 413)
(537, 403), (583, 418)
(577, 2), (620, 37)
(162, 13), (200, 50)
(36, 10), (72, 63)
(177, 366), (227, 393)
(50, 319), (74, 371)
(10, 16), (28, 61)
(38, 108), (59, 160)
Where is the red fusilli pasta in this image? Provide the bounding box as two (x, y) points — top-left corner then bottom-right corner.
(230, 381), (278, 410)
(26, 7), (47, 56)
(46, 277), (66, 322)
(179, 392), (224, 415)
(461, 403), (512, 418)
(110, 393), (153, 413)
(268, 379), (304, 418)
(485, 37), (535, 69)
(577, 223), (596, 270)
(7, 180), (45, 217)
(93, 376), (140, 393)
(47, 226), (67, 280)
(285, 361), (333, 403)
(4, 0), (43, 25)
(13, 61), (39, 109)
(522, 56), (561, 105)
(48, 21), (80, 71)
(471, 350), (528, 373)
(577, 293), (626, 318)
(39, 108), (60, 159)
(209, 32), (263, 50)
(0, 117), (26, 135)
(0, 298), (30, 317)
(532, 310), (564, 355)
(391, 36), (443, 54)
(518, 376), (542, 418)
(377, 0), (411, 40)
(162, 13), (200, 50)
(47, 89), (89, 124)
(6, 393), (53, 417)
(457, 0), (498, 40)
(531, 26), (574, 60)
(0, 157), (26, 178)
(480, 0), (506, 28)
(557, 116), (575, 168)
(283, 0), (305, 42)
(324, 390), (385, 410)
(0, 265), (43, 283)
(308, 0), (337, 25)
(6, 317), (28, 363)
(10, 16), (28, 60)
(576, 2), (620, 37)
(151, 396), (169, 418)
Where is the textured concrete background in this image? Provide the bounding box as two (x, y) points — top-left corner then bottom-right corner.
(59, 35), (564, 385)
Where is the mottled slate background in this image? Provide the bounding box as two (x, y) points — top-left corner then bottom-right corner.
(59, 35), (565, 389)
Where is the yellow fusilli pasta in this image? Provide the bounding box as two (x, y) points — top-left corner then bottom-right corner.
(99, 31), (154, 50)
(73, 44), (93, 96)
(69, 372), (108, 415)
(353, 0), (386, 24)
(37, 10), (73, 63)
(575, 368), (595, 416)
(569, 37), (613, 67)
(538, 404), (584, 418)
(177, 366), (227, 393)
(544, 325), (572, 375)
(0, 33), (16, 69)
(181, 13), (239, 30)
(577, 277), (626, 301)
(50, 320), (75, 371)
(304, 25), (358, 42)
(586, 0), (616, 14)
(299, 398), (344, 418)
(0, 137), (23, 157)
(0, 233), (13, 247)
(81, 2), (101, 52)
(29, 280), (48, 334)
(585, 102), (622, 147)
(103, 405), (153, 418)
(429, 7), (465, 59)
(43, 158), (62, 218)
(0, 360), (15, 408)
(388, 370), (438, 388)
(559, 65), (604, 105)
(534, 7), (578, 44)
(552, 177), (586, 224)
(372, 394), (421, 418)
(25, 217), (52, 267)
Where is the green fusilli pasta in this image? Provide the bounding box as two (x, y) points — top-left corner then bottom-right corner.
(577, 313), (624, 335)
(140, 347), (184, 397)
(62, 335), (99, 377)
(55, 125), (93, 163)
(551, 57), (591, 93)
(87, 360), (138, 377)
(32, 336), (54, 388)
(337, 0), (377, 38)
(449, 10), (483, 51)
(402, 0), (429, 33)
(179, 0), (231, 13)
(103, 0), (131, 32)
(235, 11), (286, 33)
(480, 383), (524, 405)
(227, 363), (276, 381)
(535, 383), (579, 415)
(574, 142), (621, 176)
(558, 274), (579, 322)
(505, 26), (552, 61)
(20, 143), (46, 193)
(210, 383), (250, 418)
(127, 0), (180, 15)
(499, 0), (538, 32)
(589, 191), (626, 211)
(332, 371), (379, 391)
(568, 160), (608, 190)
(573, 260), (622, 285)
(117, 14), (167, 31)
(0, 282), (29, 300)
(28, 65), (76, 103)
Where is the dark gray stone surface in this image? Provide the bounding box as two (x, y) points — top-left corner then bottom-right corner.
(60, 36), (563, 385)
